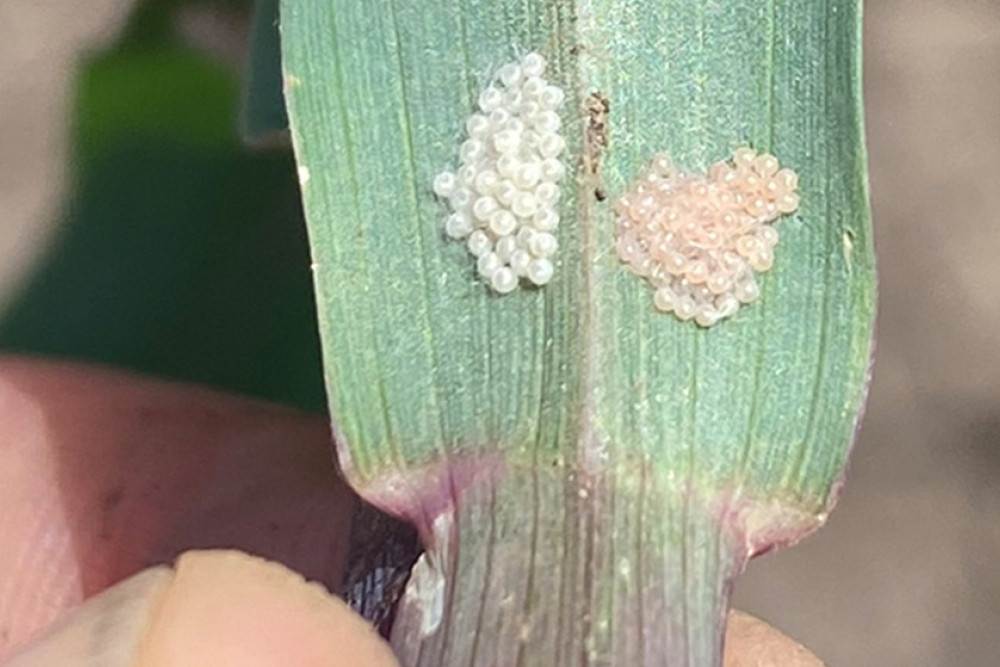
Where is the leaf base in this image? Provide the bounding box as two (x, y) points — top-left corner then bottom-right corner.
(387, 464), (747, 667)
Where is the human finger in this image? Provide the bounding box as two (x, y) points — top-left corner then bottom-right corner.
(5, 550), (397, 667)
(0, 358), (356, 658)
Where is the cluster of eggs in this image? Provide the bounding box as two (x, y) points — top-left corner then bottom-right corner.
(614, 147), (800, 327)
(432, 52), (567, 294)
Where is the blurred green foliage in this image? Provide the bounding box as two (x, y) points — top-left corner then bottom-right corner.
(0, 0), (325, 412)
(243, 0), (288, 144)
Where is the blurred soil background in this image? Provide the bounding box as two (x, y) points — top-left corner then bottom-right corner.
(1, 0), (998, 664)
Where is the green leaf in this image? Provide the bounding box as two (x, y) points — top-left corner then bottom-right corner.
(0, 36), (325, 412)
(76, 48), (239, 162)
(281, 0), (875, 664)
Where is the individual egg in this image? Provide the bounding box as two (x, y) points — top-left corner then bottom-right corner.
(458, 164), (477, 186)
(716, 293), (740, 318)
(534, 182), (560, 205)
(516, 226), (536, 249)
(521, 77), (545, 99)
(460, 139), (484, 163)
(533, 110), (562, 134)
(706, 272), (733, 295)
(521, 52), (547, 78)
(510, 249), (531, 276)
(733, 147), (756, 168)
(752, 153), (780, 178)
(758, 225), (779, 248)
(749, 246), (774, 272)
(467, 230), (492, 257)
(777, 192), (800, 214)
(477, 252), (501, 278)
(498, 63), (523, 87)
(472, 196), (499, 222)
(511, 192), (539, 218)
(528, 231), (558, 258)
(694, 306), (721, 328)
(674, 296), (697, 321)
(686, 260), (709, 284)
(540, 158), (565, 182)
(735, 277), (760, 303)
(493, 130), (521, 155)
(539, 85), (565, 109)
(491, 266), (518, 294)
(653, 286), (676, 312)
(532, 209), (559, 232)
(466, 113), (490, 138)
(514, 162), (542, 190)
(775, 168), (799, 192)
(478, 86), (503, 111)
(496, 154), (518, 179)
(449, 187), (473, 211)
(488, 210), (517, 237)
(526, 258), (554, 285)
(539, 133), (566, 158)
(495, 234), (518, 263)
(473, 170), (499, 195)
(444, 212), (473, 239)
(433, 171), (457, 197)
(488, 108), (512, 130)
(495, 179), (518, 207)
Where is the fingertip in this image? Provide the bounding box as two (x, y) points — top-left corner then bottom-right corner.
(136, 550), (399, 667)
(724, 610), (825, 667)
(5, 567), (174, 667)
(7, 551), (399, 667)
(0, 359), (355, 657)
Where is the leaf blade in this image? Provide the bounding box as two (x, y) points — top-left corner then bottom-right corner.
(282, 0), (874, 662)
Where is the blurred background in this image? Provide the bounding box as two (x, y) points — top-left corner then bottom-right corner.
(1, 0), (997, 664)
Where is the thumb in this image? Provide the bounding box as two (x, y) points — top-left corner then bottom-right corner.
(5, 550), (398, 667)
(724, 610), (825, 667)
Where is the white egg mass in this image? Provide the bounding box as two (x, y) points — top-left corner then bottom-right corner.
(433, 52), (567, 293)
